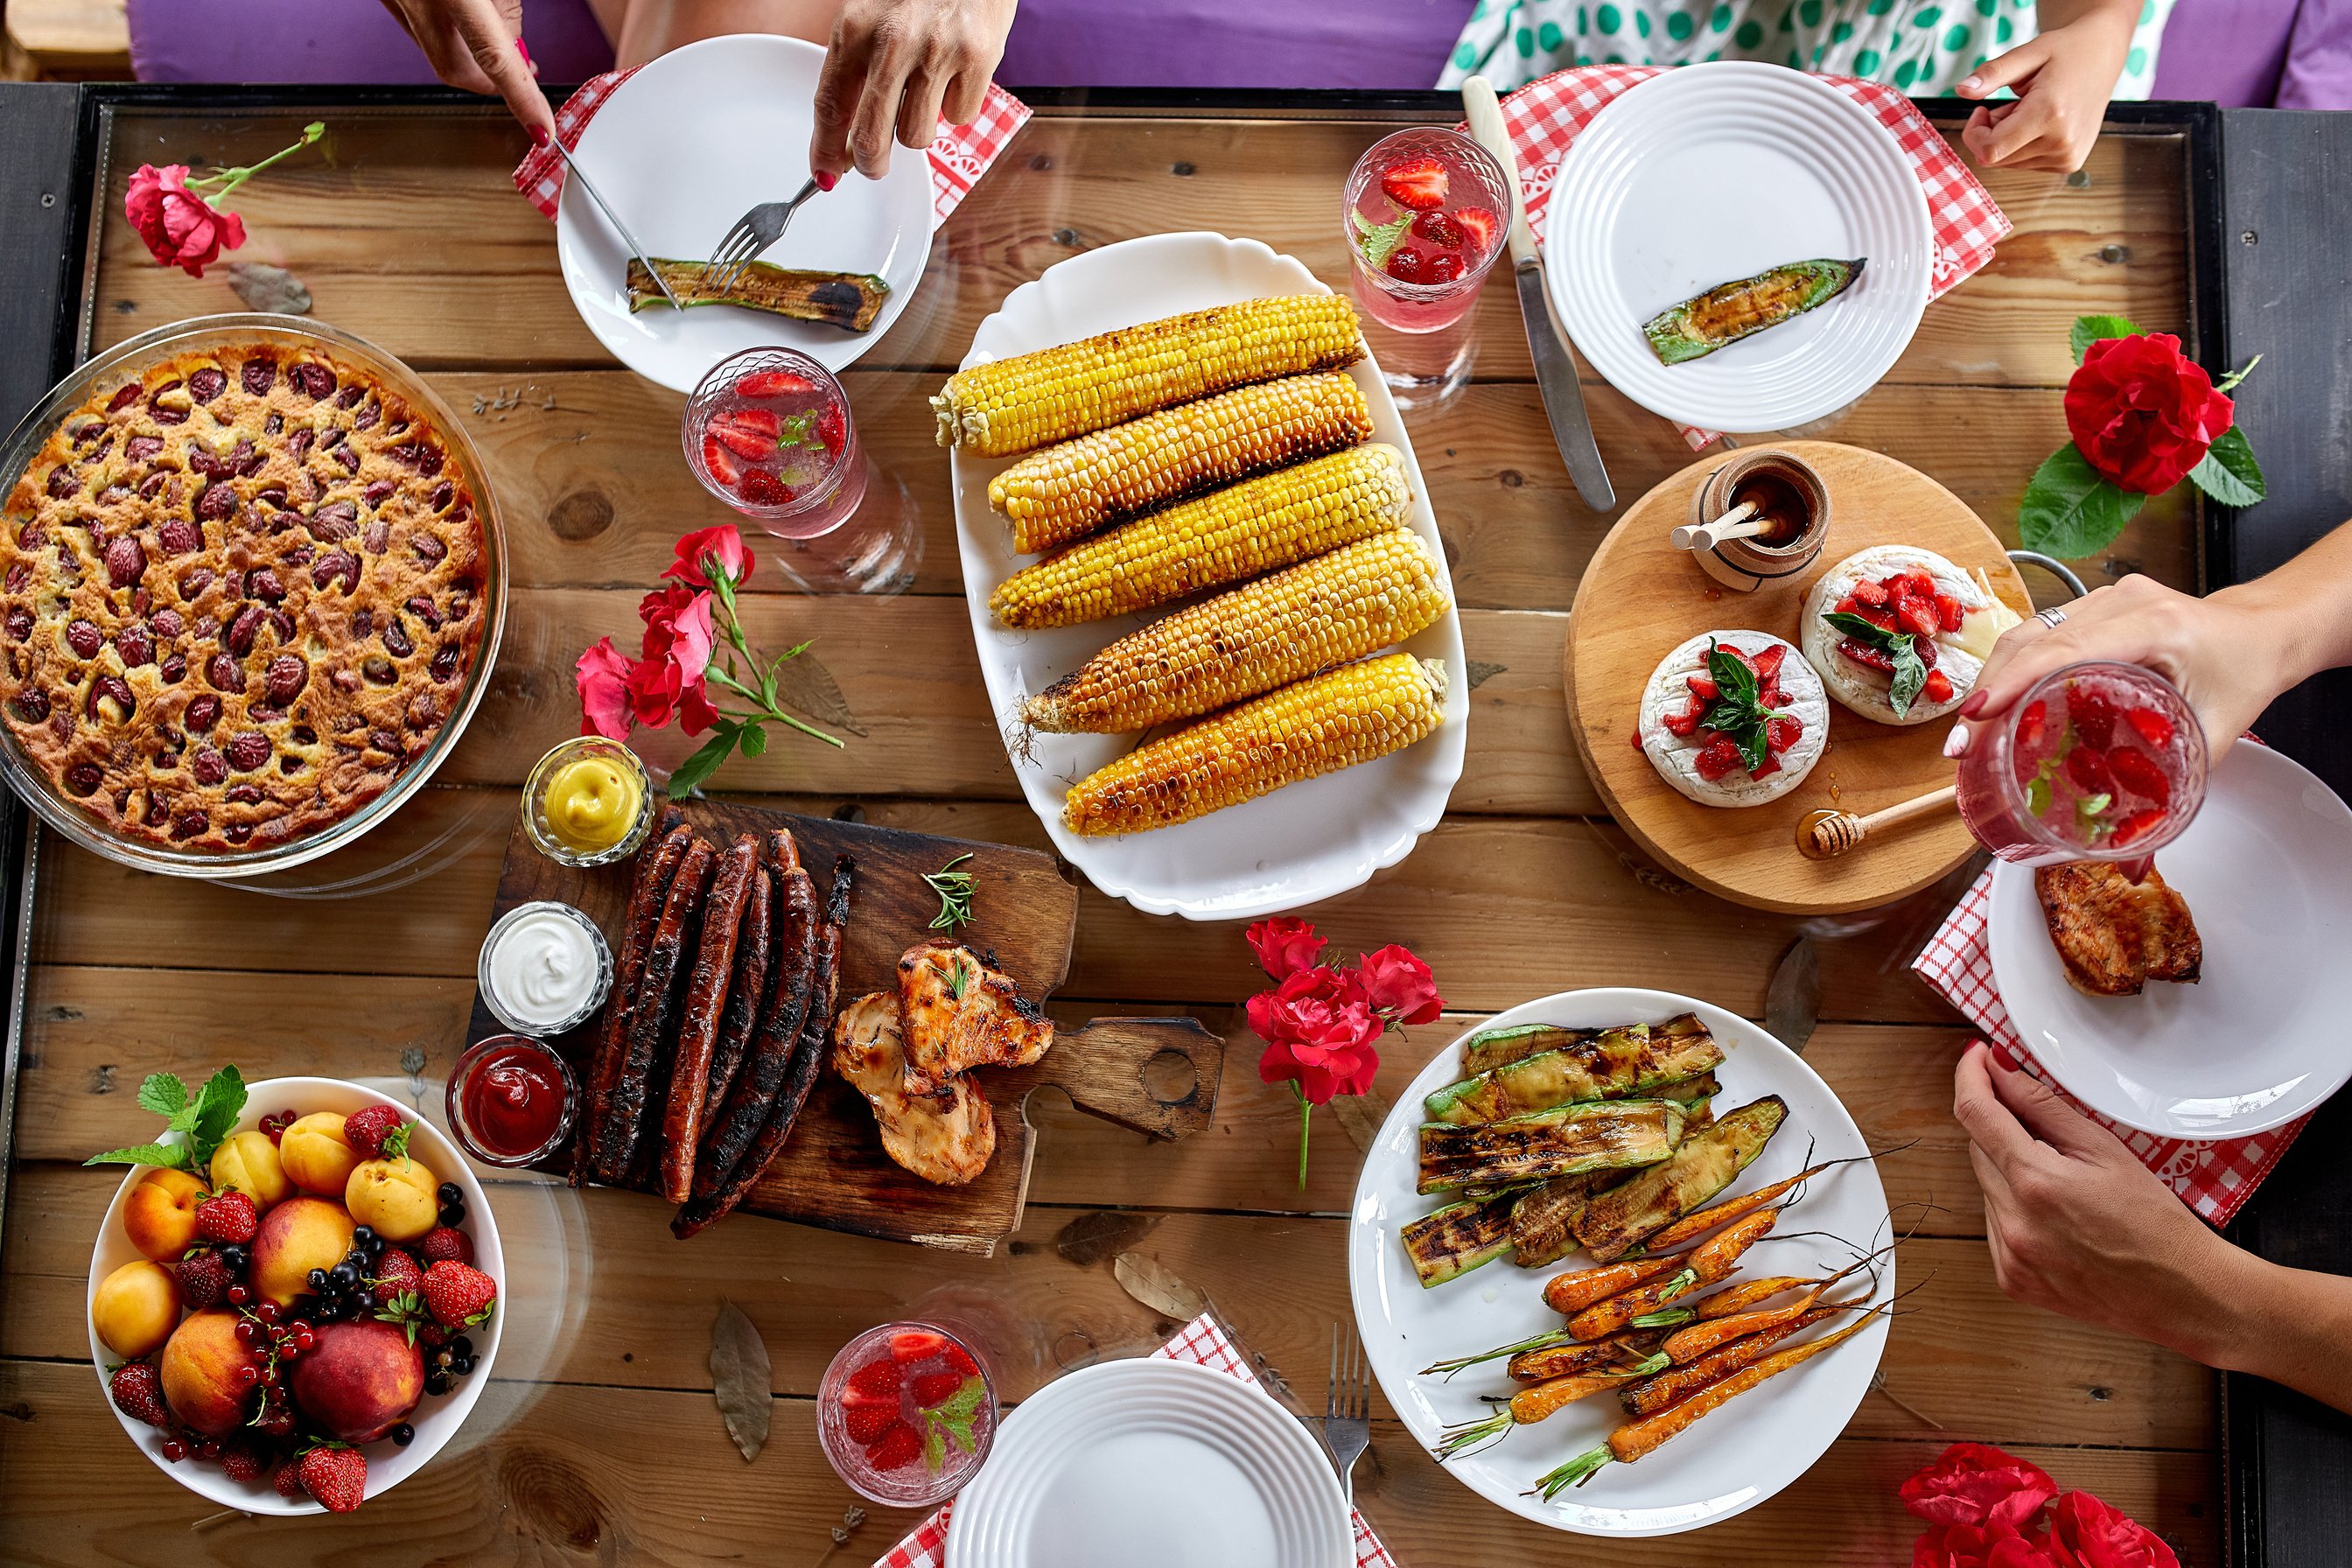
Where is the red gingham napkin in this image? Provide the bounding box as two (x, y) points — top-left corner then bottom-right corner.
(1486, 66), (2011, 449)
(876, 1313), (1396, 1568)
(1913, 866), (2304, 1226)
(513, 71), (1030, 230)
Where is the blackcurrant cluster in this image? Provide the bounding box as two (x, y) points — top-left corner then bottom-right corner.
(305, 1224), (388, 1323)
(436, 1182), (466, 1229)
(424, 1334), (477, 1398)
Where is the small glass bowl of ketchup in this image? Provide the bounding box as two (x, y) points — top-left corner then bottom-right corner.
(446, 1035), (578, 1168)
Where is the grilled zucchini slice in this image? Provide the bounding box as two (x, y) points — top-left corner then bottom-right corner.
(626, 258), (891, 332)
(1643, 259), (1864, 365)
(1417, 1099), (1684, 1196)
(1423, 1025), (1725, 1126)
(1400, 1187), (1526, 1287)
(1571, 1096), (1787, 1261)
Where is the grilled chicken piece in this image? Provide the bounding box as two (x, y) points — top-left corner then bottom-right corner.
(898, 941), (1054, 1090)
(2035, 860), (2203, 998)
(832, 992), (995, 1186)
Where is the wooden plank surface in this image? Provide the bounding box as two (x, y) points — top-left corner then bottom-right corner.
(0, 91), (2219, 1567)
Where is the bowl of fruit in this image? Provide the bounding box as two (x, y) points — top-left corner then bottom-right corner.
(84, 1072), (504, 1514)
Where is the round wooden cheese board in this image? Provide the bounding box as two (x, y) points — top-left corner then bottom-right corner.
(1563, 440), (2033, 914)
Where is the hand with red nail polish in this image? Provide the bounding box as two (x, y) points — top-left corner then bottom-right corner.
(376, 0), (556, 139)
(808, 0), (1018, 183)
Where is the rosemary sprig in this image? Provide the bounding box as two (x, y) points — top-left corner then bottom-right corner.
(924, 853), (976, 932)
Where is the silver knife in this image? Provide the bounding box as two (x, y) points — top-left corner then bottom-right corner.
(1461, 76), (1614, 512)
(541, 130), (684, 312)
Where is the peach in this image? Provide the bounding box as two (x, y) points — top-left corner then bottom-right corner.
(159, 1308), (263, 1436)
(250, 1195), (355, 1308)
(345, 1155), (440, 1243)
(288, 1319), (424, 1444)
(279, 1112), (360, 1196)
(120, 1166), (207, 1263)
(91, 1260), (181, 1358)
(208, 1129), (290, 1209)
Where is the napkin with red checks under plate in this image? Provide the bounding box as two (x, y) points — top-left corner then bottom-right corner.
(876, 1313), (1397, 1568)
(1913, 864), (2305, 1226)
(1478, 66), (2012, 449)
(514, 73), (1030, 230)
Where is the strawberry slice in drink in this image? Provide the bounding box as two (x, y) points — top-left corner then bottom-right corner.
(735, 368), (816, 398)
(2107, 746), (2172, 806)
(709, 409), (780, 460)
(1380, 154), (1448, 210)
(889, 1329), (948, 1365)
(2108, 808), (2170, 848)
(2124, 706), (2176, 748)
(701, 433), (744, 489)
(2067, 746), (2117, 796)
(1452, 206), (1500, 255)
(2067, 683), (2118, 748)
(1410, 210), (1464, 248)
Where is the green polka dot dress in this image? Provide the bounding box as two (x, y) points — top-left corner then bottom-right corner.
(1440, 0), (2174, 99)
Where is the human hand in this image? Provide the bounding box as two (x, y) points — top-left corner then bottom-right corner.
(1950, 1043), (2249, 1360)
(809, 0), (1016, 182)
(378, 0), (556, 136)
(1955, 8), (2135, 173)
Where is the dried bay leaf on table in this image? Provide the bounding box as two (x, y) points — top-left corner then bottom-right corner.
(1055, 1208), (1160, 1266)
(1766, 936), (1821, 1054)
(709, 1298), (772, 1461)
(773, 648), (867, 736)
(1113, 1250), (1208, 1321)
(1328, 1088), (1391, 1154)
(225, 262), (312, 315)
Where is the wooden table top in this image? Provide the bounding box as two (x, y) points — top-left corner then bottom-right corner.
(1, 96), (2214, 1564)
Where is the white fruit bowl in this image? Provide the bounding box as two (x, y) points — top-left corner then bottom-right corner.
(85, 1076), (506, 1515)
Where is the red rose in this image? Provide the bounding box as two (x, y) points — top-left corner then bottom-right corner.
(662, 525), (756, 590)
(1901, 1443), (2058, 1532)
(1357, 943), (1442, 1026)
(124, 164), (246, 278)
(2045, 1492), (2180, 1568)
(628, 586), (720, 734)
(575, 637), (634, 739)
(1245, 917), (1326, 980)
(1250, 965), (1379, 1105)
(623, 654), (720, 735)
(1916, 1523), (2059, 1568)
(2063, 333), (2234, 495)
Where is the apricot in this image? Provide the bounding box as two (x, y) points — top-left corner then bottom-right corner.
(288, 1319), (424, 1443)
(250, 1195), (356, 1308)
(159, 1308), (262, 1437)
(92, 1259), (181, 1358)
(120, 1166), (207, 1263)
(278, 1112), (360, 1196)
(345, 1155), (440, 1243)
(208, 1129), (290, 1209)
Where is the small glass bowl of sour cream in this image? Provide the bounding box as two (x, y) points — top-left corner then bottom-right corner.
(477, 901), (613, 1036)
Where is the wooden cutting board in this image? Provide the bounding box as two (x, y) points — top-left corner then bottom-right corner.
(464, 798), (1223, 1254)
(1564, 440), (2034, 915)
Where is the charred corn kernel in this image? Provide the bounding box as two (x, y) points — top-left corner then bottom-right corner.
(989, 444), (1411, 629)
(1021, 529), (1450, 734)
(933, 295), (1364, 456)
(988, 373), (1375, 554)
(1061, 653), (1447, 836)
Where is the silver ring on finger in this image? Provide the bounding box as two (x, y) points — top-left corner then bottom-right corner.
(2033, 606), (2067, 630)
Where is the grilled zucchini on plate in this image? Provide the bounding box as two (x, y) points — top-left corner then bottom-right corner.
(1348, 987), (1891, 1536)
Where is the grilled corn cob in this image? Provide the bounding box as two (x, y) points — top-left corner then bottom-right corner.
(990, 444), (1411, 630)
(1020, 529), (1449, 734)
(989, 372), (1375, 554)
(1061, 653), (1447, 836)
(933, 295), (1364, 456)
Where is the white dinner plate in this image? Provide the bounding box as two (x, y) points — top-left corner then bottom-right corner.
(555, 33), (934, 392)
(944, 1357), (1352, 1568)
(1988, 742), (2352, 1138)
(1542, 61), (1932, 432)
(948, 232), (1468, 919)
(1348, 988), (1892, 1536)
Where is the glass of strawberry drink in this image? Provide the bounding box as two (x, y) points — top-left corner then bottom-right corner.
(1956, 661), (2208, 868)
(1341, 128), (1511, 411)
(819, 1321), (997, 1507)
(682, 346), (919, 595)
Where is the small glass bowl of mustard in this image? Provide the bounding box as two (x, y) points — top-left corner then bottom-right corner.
(523, 737), (654, 868)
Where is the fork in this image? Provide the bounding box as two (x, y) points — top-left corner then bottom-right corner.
(1323, 1322), (1371, 1508)
(703, 177), (823, 297)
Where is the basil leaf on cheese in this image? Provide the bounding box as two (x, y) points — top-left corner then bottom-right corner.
(1823, 612), (1931, 718)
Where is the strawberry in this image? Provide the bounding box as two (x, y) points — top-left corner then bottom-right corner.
(195, 1190), (258, 1245)
(1764, 715), (1802, 753)
(2108, 746), (2171, 806)
(1384, 245), (1431, 284)
(1428, 254), (1463, 284)
(109, 1362), (172, 1427)
(298, 1445), (368, 1513)
(220, 1438), (270, 1484)
(176, 1250), (233, 1312)
(368, 1248), (424, 1306)
(1848, 604), (1897, 634)
(1921, 669), (1955, 704)
(1662, 699), (1703, 738)
(2124, 706), (2175, 748)
(701, 432), (743, 488)
(1693, 736), (1744, 782)
(1379, 154), (1448, 210)
(1684, 675), (1718, 702)
(844, 1400), (901, 1444)
(1452, 206), (1500, 254)
(1409, 209), (1463, 248)
(1934, 592), (1965, 633)
(735, 368), (816, 398)
(911, 1370), (968, 1408)
(1896, 598), (1941, 640)
(2016, 698), (2048, 752)
(416, 1226), (472, 1266)
(710, 409), (780, 460)
(341, 1103), (410, 1160)
(1833, 594), (1858, 615)
(845, 1358), (903, 1400)
(864, 1421), (923, 1472)
(1720, 643), (1757, 674)
(942, 1340), (980, 1377)
(2108, 808), (2169, 848)
(2066, 683), (2118, 749)
(1849, 578), (1889, 608)
(2067, 746), (2117, 796)
(738, 469), (791, 507)
(889, 1329), (948, 1365)
(419, 1260), (498, 1328)
(1748, 752), (1782, 779)
(1836, 637), (1894, 675)
(272, 1459), (307, 1500)
(1751, 643), (1786, 679)
(815, 402), (846, 456)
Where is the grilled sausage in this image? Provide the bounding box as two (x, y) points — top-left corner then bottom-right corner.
(658, 834), (761, 1201)
(690, 830), (818, 1198)
(571, 813), (689, 1186)
(700, 856), (774, 1124)
(595, 835), (715, 1183)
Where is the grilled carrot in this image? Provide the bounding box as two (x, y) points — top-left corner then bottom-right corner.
(1541, 1250), (1692, 1316)
(1624, 1274), (1813, 1332)
(1633, 1150), (1873, 1255)
(1663, 1280), (1872, 1365)
(1508, 1332), (1662, 1384)
(1530, 1313), (1883, 1497)
(1564, 1204), (1782, 1340)
(1436, 1366), (1657, 1460)
(1620, 1306), (1841, 1418)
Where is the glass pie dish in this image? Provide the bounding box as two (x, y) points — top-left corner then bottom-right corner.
(0, 313), (508, 879)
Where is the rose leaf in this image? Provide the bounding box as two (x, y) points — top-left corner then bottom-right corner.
(2188, 426), (2265, 508)
(2019, 444), (2146, 559)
